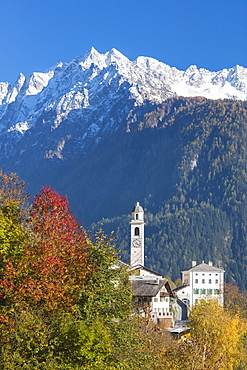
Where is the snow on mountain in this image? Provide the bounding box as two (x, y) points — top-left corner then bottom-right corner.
(7, 73), (26, 103)
(0, 82), (10, 104)
(0, 47), (247, 161)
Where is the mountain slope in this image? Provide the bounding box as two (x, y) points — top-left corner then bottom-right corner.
(0, 49), (247, 288)
(90, 97), (247, 290)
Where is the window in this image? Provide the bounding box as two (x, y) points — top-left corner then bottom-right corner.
(136, 214), (139, 220)
(201, 289), (206, 294)
(207, 289), (212, 295)
(209, 279), (212, 284)
(194, 289), (199, 294)
(202, 279), (205, 284)
(215, 279), (218, 284)
(154, 298), (158, 302)
(195, 279), (198, 284)
(134, 227), (139, 236)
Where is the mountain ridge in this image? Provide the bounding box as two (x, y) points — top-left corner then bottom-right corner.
(1, 47), (247, 133)
(0, 47), (247, 170)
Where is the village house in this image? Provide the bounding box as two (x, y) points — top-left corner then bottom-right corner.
(175, 260), (224, 308)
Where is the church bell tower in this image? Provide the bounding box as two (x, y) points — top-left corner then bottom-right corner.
(130, 202), (145, 266)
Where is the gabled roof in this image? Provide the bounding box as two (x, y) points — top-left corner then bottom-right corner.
(131, 279), (167, 297)
(173, 284), (189, 293)
(182, 262), (224, 273)
(129, 264), (163, 277)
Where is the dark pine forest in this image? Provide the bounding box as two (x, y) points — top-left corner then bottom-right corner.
(92, 97), (247, 290)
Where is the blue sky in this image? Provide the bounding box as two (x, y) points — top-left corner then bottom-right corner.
(0, 0), (246, 84)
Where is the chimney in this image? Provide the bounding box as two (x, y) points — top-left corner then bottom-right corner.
(192, 261), (196, 267)
(208, 261), (213, 266)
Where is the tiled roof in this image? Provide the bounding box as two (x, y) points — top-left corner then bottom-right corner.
(182, 262), (224, 273)
(131, 279), (167, 297)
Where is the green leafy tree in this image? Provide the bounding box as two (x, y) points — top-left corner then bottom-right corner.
(0, 170), (29, 269)
(80, 230), (132, 322)
(54, 313), (112, 370)
(109, 317), (171, 370)
(0, 309), (56, 370)
(0, 203), (27, 268)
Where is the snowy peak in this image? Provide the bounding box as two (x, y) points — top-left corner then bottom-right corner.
(6, 73), (25, 104)
(79, 47), (107, 70)
(105, 48), (130, 65)
(0, 82), (10, 104)
(83, 46), (101, 61)
(25, 71), (54, 96)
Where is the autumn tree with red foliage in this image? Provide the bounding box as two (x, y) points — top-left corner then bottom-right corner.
(2, 185), (87, 312)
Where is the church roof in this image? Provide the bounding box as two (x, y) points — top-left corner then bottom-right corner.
(132, 201), (143, 213)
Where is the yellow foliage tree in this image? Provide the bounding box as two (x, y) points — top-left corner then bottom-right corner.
(0, 170), (29, 208)
(189, 300), (246, 370)
(163, 300), (246, 370)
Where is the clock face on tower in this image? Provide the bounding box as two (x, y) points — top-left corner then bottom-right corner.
(132, 239), (141, 248)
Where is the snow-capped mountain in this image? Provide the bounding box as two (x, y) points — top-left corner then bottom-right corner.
(0, 47), (247, 149)
(0, 46), (247, 200)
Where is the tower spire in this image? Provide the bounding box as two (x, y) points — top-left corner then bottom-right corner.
(130, 201), (145, 266)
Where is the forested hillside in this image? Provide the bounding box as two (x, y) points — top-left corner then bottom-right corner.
(92, 97), (247, 290)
